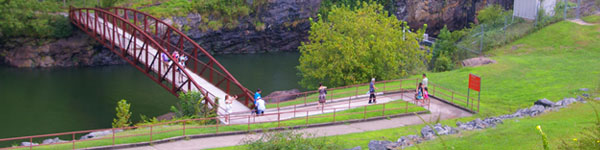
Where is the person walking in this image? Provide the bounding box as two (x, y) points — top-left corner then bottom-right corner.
(423, 87), (430, 107)
(256, 98), (266, 115)
(415, 82), (424, 105)
(161, 52), (170, 72)
(318, 83), (327, 109)
(368, 78), (378, 104)
(178, 55), (188, 83)
(254, 89), (262, 114)
(224, 95), (237, 123)
(168, 51), (179, 73)
(422, 73), (428, 88)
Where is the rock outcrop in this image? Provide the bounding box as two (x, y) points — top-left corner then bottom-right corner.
(395, 0), (514, 35)
(0, 30), (125, 67)
(265, 89), (301, 103)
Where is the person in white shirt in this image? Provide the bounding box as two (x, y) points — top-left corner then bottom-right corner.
(256, 98), (266, 115)
(422, 73), (428, 88)
(224, 95), (237, 123)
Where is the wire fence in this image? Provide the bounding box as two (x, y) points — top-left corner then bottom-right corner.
(451, 0), (593, 61)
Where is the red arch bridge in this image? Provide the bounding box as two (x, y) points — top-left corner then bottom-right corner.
(68, 7), (254, 115)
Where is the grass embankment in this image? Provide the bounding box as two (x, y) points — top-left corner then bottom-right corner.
(212, 17), (600, 149)
(266, 79), (418, 108)
(14, 100), (426, 149)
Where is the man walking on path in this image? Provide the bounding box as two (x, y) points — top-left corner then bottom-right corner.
(368, 78), (378, 104)
(422, 73), (428, 88)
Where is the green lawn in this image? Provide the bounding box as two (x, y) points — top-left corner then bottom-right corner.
(211, 19), (600, 150)
(582, 15), (600, 24)
(13, 99), (426, 149)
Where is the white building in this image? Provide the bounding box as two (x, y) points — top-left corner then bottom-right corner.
(513, 0), (557, 20)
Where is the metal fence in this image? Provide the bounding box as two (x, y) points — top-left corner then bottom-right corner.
(0, 78), (476, 149)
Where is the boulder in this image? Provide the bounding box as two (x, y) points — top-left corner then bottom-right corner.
(265, 89), (301, 103)
(461, 57), (497, 67)
(42, 137), (67, 145)
(368, 140), (394, 150)
(534, 98), (555, 107)
(555, 98), (577, 106)
(421, 123), (458, 139)
(582, 93), (590, 98)
(576, 96), (585, 102)
(80, 129), (123, 140)
(21, 142), (38, 146)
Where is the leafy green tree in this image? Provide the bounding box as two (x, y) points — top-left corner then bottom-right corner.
(0, 0), (72, 39)
(297, 1), (429, 89)
(112, 99), (132, 128)
(431, 25), (458, 72)
(477, 5), (507, 25)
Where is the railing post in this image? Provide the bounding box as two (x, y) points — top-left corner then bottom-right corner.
(348, 95), (351, 109)
(383, 82), (386, 93)
(333, 108), (336, 122)
(294, 105), (297, 117)
(305, 111), (309, 127)
(405, 101), (408, 113)
(382, 103), (386, 116)
(363, 105), (367, 120)
(112, 128), (115, 146)
(304, 93), (307, 106)
(247, 115), (250, 132)
(216, 118), (219, 133)
(355, 86), (358, 98)
(72, 133), (75, 150)
(183, 121), (186, 137)
(150, 125), (153, 144)
(277, 113), (281, 128)
(30, 137), (32, 150)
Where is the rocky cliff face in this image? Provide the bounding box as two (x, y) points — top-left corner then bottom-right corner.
(2, 0), (519, 67)
(171, 0), (321, 54)
(0, 30), (125, 67)
(395, 0), (514, 35)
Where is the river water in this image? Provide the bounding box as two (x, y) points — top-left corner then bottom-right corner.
(0, 52), (302, 139)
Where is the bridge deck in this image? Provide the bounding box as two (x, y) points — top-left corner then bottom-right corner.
(74, 12), (250, 116)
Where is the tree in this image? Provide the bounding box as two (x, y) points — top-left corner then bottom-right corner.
(112, 99), (132, 128)
(297, 1), (429, 89)
(431, 25), (457, 72)
(0, 0), (72, 39)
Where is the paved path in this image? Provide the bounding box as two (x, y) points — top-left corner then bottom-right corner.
(120, 92), (472, 150)
(74, 12), (250, 117)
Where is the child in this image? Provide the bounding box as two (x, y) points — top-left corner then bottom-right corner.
(423, 87), (429, 106)
(256, 98), (266, 115)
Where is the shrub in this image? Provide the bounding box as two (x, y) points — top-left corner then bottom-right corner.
(477, 5), (507, 25)
(0, 0), (73, 39)
(433, 52), (454, 72)
(170, 92), (218, 121)
(112, 99), (132, 128)
(297, 1), (429, 89)
(243, 131), (343, 150)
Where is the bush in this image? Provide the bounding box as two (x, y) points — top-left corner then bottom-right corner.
(170, 92), (217, 120)
(243, 131), (343, 150)
(477, 5), (507, 25)
(112, 99), (132, 128)
(557, 99), (600, 150)
(433, 52), (454, 72)
(297, 1), (429, 89)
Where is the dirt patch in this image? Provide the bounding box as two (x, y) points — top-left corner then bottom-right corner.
(462, 57), (497, 67)
(569, 19), (596, 25)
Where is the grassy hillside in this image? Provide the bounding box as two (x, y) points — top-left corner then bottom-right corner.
(211, 17), (600, 150)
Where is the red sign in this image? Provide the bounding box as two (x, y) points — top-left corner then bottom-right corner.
(469, 74), (481, 92)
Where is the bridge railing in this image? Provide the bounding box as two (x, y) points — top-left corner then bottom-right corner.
(67, 7), (225, 114)
(106, 7), (254, 107)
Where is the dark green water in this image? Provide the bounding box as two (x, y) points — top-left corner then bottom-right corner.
(0, 52), (302, 139)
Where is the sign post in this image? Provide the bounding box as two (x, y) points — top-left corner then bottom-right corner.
(468, 74), (481, 112)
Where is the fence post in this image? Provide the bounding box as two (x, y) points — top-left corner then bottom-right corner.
(112, 128), (115, 146)
(72, 133), (75, 150)
(304, 93), (307, 106)
(348, 95), (351, 109)
(216, 118), (219, 133)
(576, 0), (581, 19)
(355, 86), (358, 98)
(247, 115), (250, 132)
(305, 111), (309, 127)
(363, 105), (367, 120)
(30, 137), (33, 150)
(294, 105), (297, 118)
(405, 101), (408, 113)
(382, 103), (386, 116)
(183, 121), (186, 137)
(564, 0), (567, 20)
(333, 108), (336, 122)
(278, 113), (281, 128)
(150, 125), (153, 144)
(383, 82), (386, 93)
